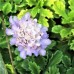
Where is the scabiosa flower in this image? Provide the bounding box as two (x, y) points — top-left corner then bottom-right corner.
(6, 12), (51, 59)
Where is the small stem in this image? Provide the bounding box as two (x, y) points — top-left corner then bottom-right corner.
(1, 14), (17, 74)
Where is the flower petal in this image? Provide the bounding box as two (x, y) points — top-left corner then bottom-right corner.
(17, 46), (24, 51)
(6, 28), (14, 35)
(41, 27), (48, 32)
(41, 39), (51, 45)
(20, 50), (26, 59)
(39, 49), (46, 56)
(42, 33), (48, 39)
(22, 12), (30, 21)
(32, 50), (39, 56)
(26, 48), (32, 56)
(13, 16), (19, 26)
(34, 19), (37, 22)
(10, 38), (16, 45)
(9, 16), (15, 25)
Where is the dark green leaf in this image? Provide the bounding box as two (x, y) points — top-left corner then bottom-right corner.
(0, 52), (8, 74)
(29, 62), (40, 74)
(66, 67), (74, 74)
(62, 55), (71, 68)
(49, 50), (63, 66)
(45, 66), (60, 74)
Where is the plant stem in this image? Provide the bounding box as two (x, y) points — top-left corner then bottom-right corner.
(1, 14), (17, 74)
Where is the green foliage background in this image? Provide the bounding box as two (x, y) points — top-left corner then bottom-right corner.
(0, 0), (74, 74)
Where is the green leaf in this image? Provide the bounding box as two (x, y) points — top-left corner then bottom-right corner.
(2, 2), (12, 14)
(0, 37), (8, 48)
(29, 62), (40, 74)
(44, 0), (56, 7)
(14, 48), (20, 55)
(35, 56), (46, 70)
(40, 8), (53, 18)
(13, 0), (22, 4)
(37, 0), (44, 7)
(68, 0), (74, 10)
(70, 40), (74, 50)
(26, 0), (36, 7)
(71, 29), (74, 35)
(52, 25), (63, 33)
(62, 11), (74, 24)
(60, 28), (71, 38)
(72, 57), (74, 67)
(6, 64), (14, 74)
(58, 64), (66, 74)
(62, 56), (71, 68)
(45, 66), (60, 74)
(46, 40), (56, 49)
(52, 0), (67, 17)
(0, 53), (8, 74)
(21, 59), (29, 71)
(30, 6), (39, 17)
(0, 2), (4, 11)
(17, 10), (28, 19)
(49, 50), (63, 66)
(38, 16), (49, 27)
(66, 67), (74, 74)
(11, 4), (17, 13)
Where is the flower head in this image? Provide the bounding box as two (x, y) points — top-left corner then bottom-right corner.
(6, 12), (51, 59)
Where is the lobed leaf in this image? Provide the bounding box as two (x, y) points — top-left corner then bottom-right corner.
(40, 8), (53, 18)
(29, 62), (41, 74)
(52, 25), (63, 33)
(49, 50), (63, 66)
(38, 16), (49, 27)
(2, 2), (12, 14)
(45, 66), (60, 74)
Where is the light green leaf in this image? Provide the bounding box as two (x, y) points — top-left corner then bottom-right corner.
(2, 2), (12, 14)
(0, 53), (8, 74)
(37, 0), (44, 7)
(60, 29), (71, 38)
(71, 29), (74, 35)
(29, 62), (40, 74)
(62, 11), (74, 24)
(49, 50), (63, 66)
(52, 0), (67, 17)
(44, 0), (56, 7)
(6, 64), (14, 74)
(38, 16), (49, 27)
(17, 10), (28, 19)
(26, 0), (36, 7)
(52, 25), (63, 33)
(30, 6), (39, 17)
(40, 8), (53, 18)
(13, 0), (22, 4)
(68, 0), (74, 10)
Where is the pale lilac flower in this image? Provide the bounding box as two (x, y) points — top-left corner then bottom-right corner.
(6, 12), (51, 59)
